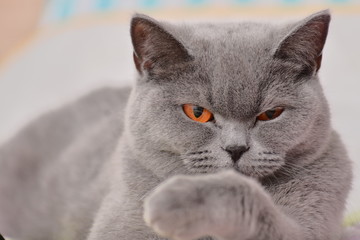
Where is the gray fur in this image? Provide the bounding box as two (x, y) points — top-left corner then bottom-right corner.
(0, 10), (352, 240)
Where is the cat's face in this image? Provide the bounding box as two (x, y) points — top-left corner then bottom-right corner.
(125, 11), (331, 179)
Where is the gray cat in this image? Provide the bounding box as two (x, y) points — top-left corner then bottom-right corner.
(0, 10), (353, 240)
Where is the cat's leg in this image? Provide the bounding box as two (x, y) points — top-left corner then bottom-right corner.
(144, 170), (303, 240)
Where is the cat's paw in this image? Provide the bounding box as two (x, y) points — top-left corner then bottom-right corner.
(143, 170), (266, 240)
(143, 175), (213, 240)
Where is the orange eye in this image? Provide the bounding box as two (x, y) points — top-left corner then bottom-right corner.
(257, 107), (284, 121)
(183, 104), (214, 123)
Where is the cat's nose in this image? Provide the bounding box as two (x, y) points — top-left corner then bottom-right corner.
(225, 145), (249, 163)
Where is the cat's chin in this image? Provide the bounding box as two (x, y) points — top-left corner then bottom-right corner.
(233, 166), (257, 178)
(234, 165), (280, 180)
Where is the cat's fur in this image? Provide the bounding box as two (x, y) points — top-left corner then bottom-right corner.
(0, 10), (353, 240)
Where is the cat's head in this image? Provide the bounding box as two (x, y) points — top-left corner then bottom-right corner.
(124, 10), (332, 179)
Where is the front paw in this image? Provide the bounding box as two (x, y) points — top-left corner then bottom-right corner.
(143, 170), (263, 240)
(143, 175), (216, 240)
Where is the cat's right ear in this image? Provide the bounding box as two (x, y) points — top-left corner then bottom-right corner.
(130, 14), (193, 76)
(273, 10), (331, 74)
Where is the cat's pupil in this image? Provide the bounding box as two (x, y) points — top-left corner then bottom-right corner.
(266, 110), (276, 119)
(193, 106), (204, 118)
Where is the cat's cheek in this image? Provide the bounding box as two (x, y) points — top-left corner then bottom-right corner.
(161, 118), (216, 153)
(252, 122), (298, 156)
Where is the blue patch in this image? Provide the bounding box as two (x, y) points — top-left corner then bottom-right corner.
(187, 0), (208, 6)
(282, 0), (302, 4)
(58, 0), (75, 20)
(96, 0), (115, 11)
(234, 0), (253, 4)
(140, 0), (160, 9)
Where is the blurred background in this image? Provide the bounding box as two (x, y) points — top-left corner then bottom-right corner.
(0, 0), (359, 224)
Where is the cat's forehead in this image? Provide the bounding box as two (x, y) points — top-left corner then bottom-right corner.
(174, 22), (283, 91)
(176, 22), (281, 58)
(172, 23), (282, 118)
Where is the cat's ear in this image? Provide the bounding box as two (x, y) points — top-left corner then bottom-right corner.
(130, 14), (193, 75)
(274, 10), (330, 73)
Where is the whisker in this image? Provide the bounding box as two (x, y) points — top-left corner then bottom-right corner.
(193, 165), (218, 169)
(256, 165), (282, 170)
(262, 151), (278, 155)
(256, 158), (282, 163)
(284, 162), (312, 174)
(278, 168), (295, 178)
(186, 150), (210, 155)
(185, 157), (210, 162)
(252, 166), (267, 178)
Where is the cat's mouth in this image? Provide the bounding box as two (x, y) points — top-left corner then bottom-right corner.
(181, 150), (284, 178)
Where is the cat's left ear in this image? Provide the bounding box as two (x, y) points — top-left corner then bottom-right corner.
(274, 10), (331, 73)
(130, 14), (193, 76)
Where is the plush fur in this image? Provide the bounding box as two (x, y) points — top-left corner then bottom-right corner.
(0, 10), (352, 240)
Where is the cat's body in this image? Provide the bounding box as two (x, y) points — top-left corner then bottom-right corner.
(0, 87), (131, 239)
(0, 10), (353, 240)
